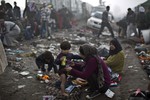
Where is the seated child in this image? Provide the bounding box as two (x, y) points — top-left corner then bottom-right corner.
(55, 41), (81, 96)
(35, 51), (57, 74)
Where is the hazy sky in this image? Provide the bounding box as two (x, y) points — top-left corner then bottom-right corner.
(5, 0), (26, 10)
(5, 0), (147, 18)
(81, 0), (147, 18)
(82, 0), (147, 16)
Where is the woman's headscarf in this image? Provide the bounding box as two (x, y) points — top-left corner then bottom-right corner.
(79, 44), (98, 58)
(109, 38), (122, 55)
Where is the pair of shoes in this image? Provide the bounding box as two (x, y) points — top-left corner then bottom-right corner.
(86, 90), (101, 99)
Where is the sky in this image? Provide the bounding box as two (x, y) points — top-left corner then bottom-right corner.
(4, 0), (147, 18)
(5, 0), (26, 10)
(81, 0), (147, 18)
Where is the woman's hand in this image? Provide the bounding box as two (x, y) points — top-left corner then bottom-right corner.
(65, 66), (72, 72)
(69, 61), (75, 66)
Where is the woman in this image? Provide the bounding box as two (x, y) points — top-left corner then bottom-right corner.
(104, 38), (125, 74)
(65, 44), (111, 99)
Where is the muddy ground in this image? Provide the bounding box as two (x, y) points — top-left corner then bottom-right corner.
(0, 22), (150, 100)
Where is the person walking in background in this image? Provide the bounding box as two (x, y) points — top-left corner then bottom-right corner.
(146, 7), (150, 28)
(116, 18), (127, 38)
(13, 1), (21, 20)
(126, 8), (137, 38)
(0, 0), (6, 20)
(136, 6), (147, 38)
(98, 6), (114, 38)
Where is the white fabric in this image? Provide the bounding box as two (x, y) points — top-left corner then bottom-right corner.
(139, 6), (145, 13)
(126, 23), (138, 38)
(3, 21), (21, 47)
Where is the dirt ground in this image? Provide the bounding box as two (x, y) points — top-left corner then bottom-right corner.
(0, 22), (150, 100)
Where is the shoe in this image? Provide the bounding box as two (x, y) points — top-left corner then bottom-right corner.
(85, 88), (93, 93)
(86, 90), (101, 99)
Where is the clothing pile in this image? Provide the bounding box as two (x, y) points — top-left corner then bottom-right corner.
(135, 44), (150, 79)
(110, 73), (122, 87)
(128, 89), (150, 100)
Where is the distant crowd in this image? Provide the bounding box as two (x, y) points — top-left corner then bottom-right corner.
(0, 0), (76, 47)
(116, 6), (150, 39)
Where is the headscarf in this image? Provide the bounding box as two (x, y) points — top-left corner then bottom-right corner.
(139, 6), (145, 13)
(109, 38), (122, 55)
(79, 44), (98, 58)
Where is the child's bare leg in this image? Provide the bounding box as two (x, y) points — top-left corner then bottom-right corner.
(60, 74), (68, 96)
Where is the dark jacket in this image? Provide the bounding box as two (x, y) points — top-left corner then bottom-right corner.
(102, 11), (109, 22)
(36, 53), (55, 66)
(126, 10), (136, 24)
(136, 12), (147, 29)
(13, 5), (21, 19)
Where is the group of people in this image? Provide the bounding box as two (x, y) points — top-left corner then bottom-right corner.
(0, 0), (21, 47)
(117, 6), (150, 39)
(23, 2), (74, 40)
(35, 38), (125, 99)
(0, 0), (75, 47)
(97, 5), (150, 40)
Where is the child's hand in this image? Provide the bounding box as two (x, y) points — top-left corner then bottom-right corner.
(60, 56), (66, 61)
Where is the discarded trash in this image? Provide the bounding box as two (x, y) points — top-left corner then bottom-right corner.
(110, 81), (118, 87)
(105, 89), (115, 98)
(37, 71), (42, 74)
(8, 52), (15, 55)
(45, 79), (49, 83)
(37, 74), (50, 82)
(27, 76), (33, 79)
(18, 85), (26, 89)
(18, 52), (36, 57)
(14, 50), (24, 54)
(128, 66), (133, 69)
(16, 57), (22, 62)
(131, 33), (135, 37)
(43, 95), (55, 100)
(65, 85), (76, 93)
(20, 71), (30, 76)
(36, 74), (43, 80)
(40, 81), (44, 83)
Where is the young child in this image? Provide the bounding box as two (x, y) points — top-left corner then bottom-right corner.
(35, 51), (57, 74)
(55, 41), (81, 96)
